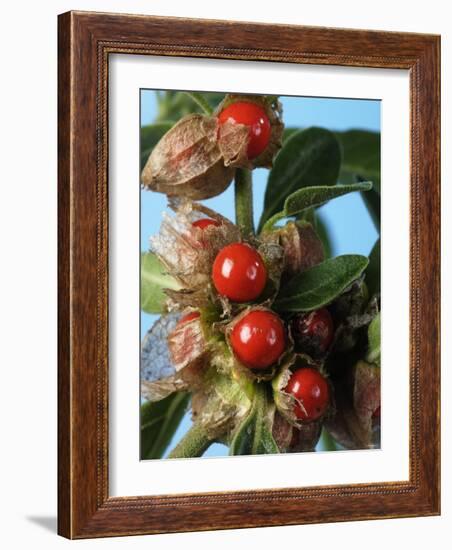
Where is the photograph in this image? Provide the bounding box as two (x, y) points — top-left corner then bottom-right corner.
(139, 89), (381, 460)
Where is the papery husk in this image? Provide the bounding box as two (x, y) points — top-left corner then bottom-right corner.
(191, 370), (252, 439)
(272, 394), (322, 452)
(141, 313), (180, 384)
(271, 410), (294, 451)
(224, 305), (293, 383)
(272, 353), (325, 428)
(141, 114), (235, 200)
(214, 94), (284, 169)
(256, 238), (285, 302)
(217, 118), (250, 167)
(140, 311), (209, 402)
(268, 221), (325, 279)
(290, 420), (323, 452)
(150, 200), (241, 309)
(324, 360), (380, 449)
(140, 313), (185, 401)
(167, 311), (209, 383)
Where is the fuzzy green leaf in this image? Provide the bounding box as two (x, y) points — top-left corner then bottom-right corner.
(259, 127), (341, 231)
(285, 182), (372, 215)
(141, 392), (190, 459)
(229, 386), (279, 455)
(366, 313), (381, 367)
(263, 182), (372, 230)
(275, 255), (369, 312)
(141, 252), (180, 314)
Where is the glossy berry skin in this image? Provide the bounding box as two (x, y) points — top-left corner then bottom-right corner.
(293, 308), (334, 356)
(284, 368), (330, 421)
(218, 101), (271, 159)
(212, 243), (267, 302)
(177, 311), (200, 326)
(230, 310), (286, 370)
(192, 218), (221, 230)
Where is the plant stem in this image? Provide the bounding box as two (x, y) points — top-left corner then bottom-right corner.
(168, 422), (213, 459)
(183, 91), (213, 115)
(234, 168), (254, 236)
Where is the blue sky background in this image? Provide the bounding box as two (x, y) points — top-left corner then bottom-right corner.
(140, 90), (380, 458)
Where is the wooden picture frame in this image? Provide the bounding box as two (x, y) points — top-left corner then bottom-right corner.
(58, 10), (440, 538)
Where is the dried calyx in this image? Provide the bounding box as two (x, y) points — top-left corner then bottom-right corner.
(150, 199), (285, 316)
(141, 95), (284, 200)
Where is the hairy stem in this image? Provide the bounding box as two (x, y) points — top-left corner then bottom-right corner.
(168, 422), (213, 459)
(234, 168), (254, 236)
(183, 91), (213, 115)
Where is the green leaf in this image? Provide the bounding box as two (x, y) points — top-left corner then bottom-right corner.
(282, 127), (298, 143)
(141, 252), (180, 314)
(366, 239), (381, 298)
(335, 130), (380, 193)
(285, 182), (372, 215)
(259, 127), (341, 231)
(141, 392), (190, 459)
(274, 255), (369, 312)
(366, 313), (381, 367)
(262, 182), (372, 231)
(182, 91), (214, 115)
(229, 386), (279, 455)
(140, 122), (173, 170)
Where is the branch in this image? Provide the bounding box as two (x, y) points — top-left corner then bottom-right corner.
(168, 422), (213, 459)
(234, 168), (254, 236)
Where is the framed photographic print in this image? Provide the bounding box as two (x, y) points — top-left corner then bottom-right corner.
(58, 11), (440, 538)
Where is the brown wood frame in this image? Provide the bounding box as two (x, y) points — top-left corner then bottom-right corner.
(58, 10), (440, 539)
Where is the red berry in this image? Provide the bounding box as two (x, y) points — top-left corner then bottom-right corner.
(192, 218), (221, 230)
(284, 368), (330, 421)
(218, 101), (271, 159)
(293, 308), (334, 356)
(212, 243), (267, 302)
(230, 310), (286, 369)
(177, 311), (200, 326)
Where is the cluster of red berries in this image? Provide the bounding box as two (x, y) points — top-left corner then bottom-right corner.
(183, 103), (331, 423)
(188, 218), (333, 422)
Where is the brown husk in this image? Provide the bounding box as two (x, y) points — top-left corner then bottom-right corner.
(290, 420), (323, 452)
(150, 200), (241, 310)
(324, 360), (380, 449)
(277, 221), (325, 279)
(141, 114), (235, 200)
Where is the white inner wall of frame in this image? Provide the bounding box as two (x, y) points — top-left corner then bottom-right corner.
(108, 54), (410, 497)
